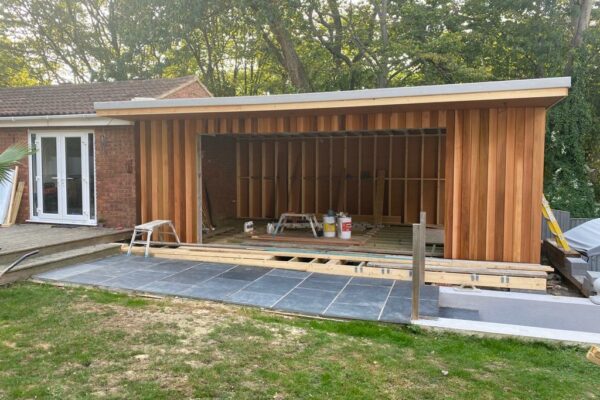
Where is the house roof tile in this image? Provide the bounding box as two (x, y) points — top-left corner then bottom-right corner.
(0, 76), (199, 117)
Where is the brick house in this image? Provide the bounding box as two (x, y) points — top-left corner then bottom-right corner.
(0, 76), (211, 228)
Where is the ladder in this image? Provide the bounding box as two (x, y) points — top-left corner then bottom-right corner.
(541, 194), (571, 251)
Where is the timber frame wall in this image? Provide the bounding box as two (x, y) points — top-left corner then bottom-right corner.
(135, 106), (547, 264)
(235, 131), (445, 226)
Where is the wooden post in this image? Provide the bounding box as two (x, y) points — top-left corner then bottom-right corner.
(419, 211), (427, 282)
(411, 211), (426, 321)
(411, 223), (421, 321)
(197, 135), (203, 243)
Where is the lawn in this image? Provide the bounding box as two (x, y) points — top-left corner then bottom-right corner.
(0, 283), (598, 399)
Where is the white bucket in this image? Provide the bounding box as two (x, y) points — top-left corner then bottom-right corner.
(337, 216), (352, 240)
(323, 215), (336, 238)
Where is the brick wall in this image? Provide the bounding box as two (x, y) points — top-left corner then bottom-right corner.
(94, 125), (138, 228)
(0, 128), (30, 222)
(0, 126), (138, 228)
(164, 81), (212, 99)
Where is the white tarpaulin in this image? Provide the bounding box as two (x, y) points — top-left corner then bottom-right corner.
(564, 219), (600, 257)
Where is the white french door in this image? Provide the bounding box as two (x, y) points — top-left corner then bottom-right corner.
(30, 131), (96, 225)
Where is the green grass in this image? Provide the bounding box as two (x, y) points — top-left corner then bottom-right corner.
(0, 282), (598, 399)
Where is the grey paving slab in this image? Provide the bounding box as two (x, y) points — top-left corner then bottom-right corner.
(242, 275), (303, 296)
(390, 283), (439, 302)
(274, 287), (338, 314)
(195, 262), (239, 273)
(137, 281), (196, 296)
(94, 263), (146, 276)
(144, 260), (199, 273)
(63, 271), (116, 285)
(36, 263), (103, 280)
(160, 267), (226, 285)
(34, 256), (442, 325)
(101, 270), (170, 290)
(182, 277), (250, 301)
(299, 274), (350, 292)
(227, 290), (283, 307)
(220, 266), (271, 281)
(350, 277), (395, 287)
(324, 303), (383, 320)
(335, 284), (390, 307)
(380, 296), (439, 321)
(267, 269), (312, 279)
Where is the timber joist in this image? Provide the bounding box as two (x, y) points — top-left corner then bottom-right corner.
(122, 245), (551, 291)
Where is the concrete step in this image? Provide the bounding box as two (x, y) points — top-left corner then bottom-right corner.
(0, 229), (131, 265)
(0, 243), (122, 285)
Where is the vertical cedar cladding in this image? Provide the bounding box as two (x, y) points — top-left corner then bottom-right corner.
(444, 107), (546, 263)
(137, 119), (197, 242)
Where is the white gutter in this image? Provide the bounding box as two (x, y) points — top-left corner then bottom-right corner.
(0, 113), (133, 128)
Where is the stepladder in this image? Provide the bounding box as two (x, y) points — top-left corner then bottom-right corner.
(127, 220), (181, 257)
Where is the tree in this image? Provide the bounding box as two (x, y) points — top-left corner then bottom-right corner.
(0, 145), (31, 183)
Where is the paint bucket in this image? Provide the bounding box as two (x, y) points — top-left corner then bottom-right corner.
(337, 216), (352, 240)
(323, 215), (336, 238)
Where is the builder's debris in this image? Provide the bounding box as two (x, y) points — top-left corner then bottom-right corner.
(543, 216), (600, 297)
(587, 346), (600, 367)
(0, 167), (24, 228)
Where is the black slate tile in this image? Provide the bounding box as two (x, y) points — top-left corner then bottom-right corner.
(242, 275), (303, 296)
(335, 284), (390, 306)
(183, 277), (250, 301)
(379, 297), (411, 323)
(299, 274), (350, 292)
(390, 283), (439, 302)
(101, 270), (167, 290)
(220, 266), (271, 281)
(145, 260), (199, 273)
(274, 287), (338, 315)
(65, 271), (115, 285)
(160, 267), (225, 284)
(227, 290), (283, 308)
(381, 296), (439, 321)
(138, 281), (195, 295)
(267, 269), (312, 279)
(349, 277), (394, 287)
(324, 303), (382, 320)
(194, 262), (238, 273)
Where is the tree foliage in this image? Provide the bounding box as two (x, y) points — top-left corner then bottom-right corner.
(0, 0), (599, 215)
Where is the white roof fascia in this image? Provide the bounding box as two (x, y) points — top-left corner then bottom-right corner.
(94, 77), (572, 111)
(0, 113), (133, 128)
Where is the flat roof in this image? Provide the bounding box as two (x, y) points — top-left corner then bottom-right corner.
(94, 77), (571, 117)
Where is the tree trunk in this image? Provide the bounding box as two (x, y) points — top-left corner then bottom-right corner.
(267, 15), (312, 92)
(565, 0), (593, 75)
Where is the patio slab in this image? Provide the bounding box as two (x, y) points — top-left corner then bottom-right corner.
(34, 254), (440, 323)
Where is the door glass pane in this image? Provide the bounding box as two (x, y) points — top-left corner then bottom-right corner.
(65, 137), (83, 215)
(41, 137), (58, 214)
(88, 133), (95, 219)
(31, 134), (38, 216)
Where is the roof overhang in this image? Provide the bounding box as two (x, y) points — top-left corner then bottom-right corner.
(0, 113), (133, 128)
(94, 77), (571, 119)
